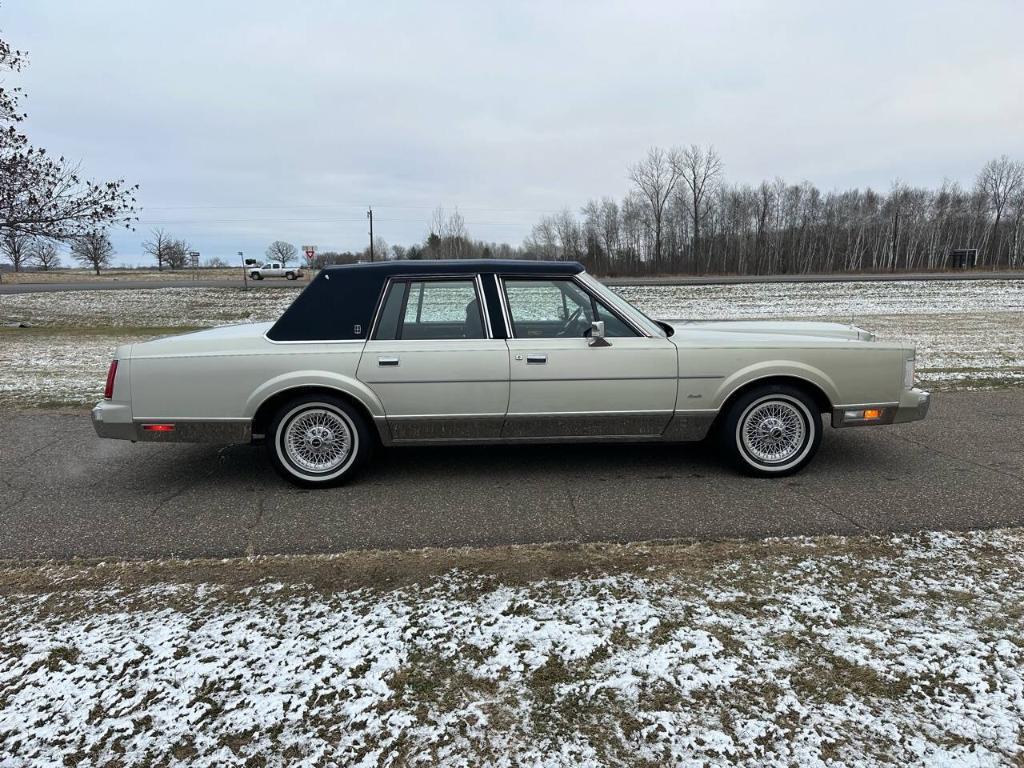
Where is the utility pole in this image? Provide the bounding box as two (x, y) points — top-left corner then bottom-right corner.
(367, 206), (374, 262)
(239, 251), (247, 291)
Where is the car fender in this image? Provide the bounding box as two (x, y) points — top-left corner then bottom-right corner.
(244, 370), (386, 419)
(712, 360), (839, 410)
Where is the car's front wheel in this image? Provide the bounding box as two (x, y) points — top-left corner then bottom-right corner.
(267, 395), (372, 487)
(719, 384), (822, 477)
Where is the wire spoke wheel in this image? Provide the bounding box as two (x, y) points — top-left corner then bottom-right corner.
(282, 407), (353, 474)
(740, 399), (807, 464)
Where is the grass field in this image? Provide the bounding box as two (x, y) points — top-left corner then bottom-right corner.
(2, 529), (1023, 767)
(0, 267), (245, 284)
(1, 280), (1021, 406)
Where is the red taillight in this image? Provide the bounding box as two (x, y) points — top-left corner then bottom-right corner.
(104, 360), (119, 399)
(142, 424), (175, 432)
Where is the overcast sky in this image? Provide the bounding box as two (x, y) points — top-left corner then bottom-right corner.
(5, 1), (1023, 264)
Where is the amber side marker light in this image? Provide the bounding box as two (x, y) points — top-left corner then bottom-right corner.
(843, 408), (883, 421)
(142, 424), (175, 432)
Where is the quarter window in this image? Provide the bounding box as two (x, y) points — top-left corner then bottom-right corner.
(502, 278), (637, 339)
(374, 279), (485, 340)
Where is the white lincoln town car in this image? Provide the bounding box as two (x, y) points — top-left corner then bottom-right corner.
(92, 260), (930, 486)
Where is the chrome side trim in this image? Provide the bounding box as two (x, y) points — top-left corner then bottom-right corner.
(262, 334), (366, 346)
(833, 401), (901, 410)
(494, 274), (514, 339)
(513, 375), (678, 383)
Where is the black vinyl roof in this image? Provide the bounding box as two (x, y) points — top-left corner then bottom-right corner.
(267, 260), (585, 342)
(322, 259), (584, 277)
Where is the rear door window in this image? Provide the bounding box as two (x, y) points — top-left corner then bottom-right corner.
(374, 279), (486, 340)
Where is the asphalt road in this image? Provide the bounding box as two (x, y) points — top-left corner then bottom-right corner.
(2, 270), (1024, 294)
(1, 391), (1022, 561)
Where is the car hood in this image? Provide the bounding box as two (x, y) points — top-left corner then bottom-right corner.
(664, 319), (875, 343)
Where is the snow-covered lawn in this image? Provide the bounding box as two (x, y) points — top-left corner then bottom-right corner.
(1, 279), (1021, 406)
(3, 529), (1024, 767)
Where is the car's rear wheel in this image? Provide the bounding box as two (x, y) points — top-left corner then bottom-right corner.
(718, 384), (821, 477)
(267, 395), (372, 487)
(286, 271), (296, 280)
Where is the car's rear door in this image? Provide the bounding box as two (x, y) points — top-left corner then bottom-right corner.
(357, 275), (510, 441)
(501, 276), (677, 438)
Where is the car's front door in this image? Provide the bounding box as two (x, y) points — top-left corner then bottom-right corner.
(357, 276), (509, 442)
(501, 276), (677, 438)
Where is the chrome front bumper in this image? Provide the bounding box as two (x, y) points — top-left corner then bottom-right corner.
(893, 388), (931, 423)
(832, 388), (930, 428)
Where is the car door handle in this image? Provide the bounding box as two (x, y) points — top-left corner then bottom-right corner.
(526, 354), (547, 364)
(378, 356), (400, 367)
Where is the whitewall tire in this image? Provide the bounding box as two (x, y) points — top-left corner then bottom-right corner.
(267, 395), (372, 487)
(719, 385), (822, 477)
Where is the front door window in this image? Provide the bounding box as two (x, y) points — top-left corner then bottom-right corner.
(502, 278), (637, 338)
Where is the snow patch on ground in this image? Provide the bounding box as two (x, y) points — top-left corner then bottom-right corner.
(2, 529), (1023, 766)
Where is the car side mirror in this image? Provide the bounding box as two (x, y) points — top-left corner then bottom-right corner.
(587, 320), (611, 347)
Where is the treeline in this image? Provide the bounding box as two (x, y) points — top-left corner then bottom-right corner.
(521, 149), (1024, 275)
(315, 152), (1024, 277)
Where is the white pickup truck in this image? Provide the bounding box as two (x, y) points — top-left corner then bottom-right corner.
(249, 262), (302, 280)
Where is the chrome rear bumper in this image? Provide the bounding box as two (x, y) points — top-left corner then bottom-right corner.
(91, 402), (137, 440)
(92, 401), (251, 443)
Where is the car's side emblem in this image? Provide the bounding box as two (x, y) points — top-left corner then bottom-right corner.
(353, 324), (362, 335)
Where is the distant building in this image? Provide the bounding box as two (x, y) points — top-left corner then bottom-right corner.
(949, 248), (978, 269)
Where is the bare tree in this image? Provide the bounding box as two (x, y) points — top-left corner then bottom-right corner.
(629, 147), (683, 268)
(675, 144), (723, 270)
(29, 239), (61, 270)
(164, 238), (190, 269)
(1, 29), (137, 242)
(1, 230), (30, 271)
(142, 228), (174, 271)
(977, 155), (1024, 264)
(70, 230), (113, 275)
(428, 206), (469, 258)
(265, 240), (297, 265)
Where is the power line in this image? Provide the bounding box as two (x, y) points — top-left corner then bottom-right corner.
(139, 203), (560, 213)
(135, 217), (537, 226)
